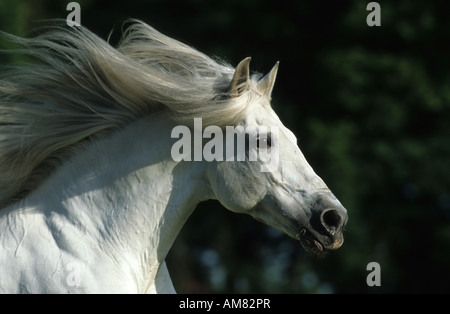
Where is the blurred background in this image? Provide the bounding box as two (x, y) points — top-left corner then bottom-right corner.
(1, 0), (449, 293)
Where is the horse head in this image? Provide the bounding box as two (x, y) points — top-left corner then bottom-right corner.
(207, 57), (348, 254)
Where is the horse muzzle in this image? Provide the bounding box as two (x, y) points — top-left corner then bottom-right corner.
(297, 205), (347, 254)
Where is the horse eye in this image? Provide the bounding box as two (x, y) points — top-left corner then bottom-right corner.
(256, 134), (272, 150)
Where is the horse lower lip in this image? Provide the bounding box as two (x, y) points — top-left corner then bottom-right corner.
(314, 240), (323, 252)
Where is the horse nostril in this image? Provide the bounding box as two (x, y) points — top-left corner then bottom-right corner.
(320, 209), (342, 234)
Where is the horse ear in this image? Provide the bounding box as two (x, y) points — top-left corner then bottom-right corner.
(230, 57), (251, 97)
(257, 61), (279, 99)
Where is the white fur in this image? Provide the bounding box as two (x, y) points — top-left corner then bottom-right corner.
(0, 114), (204, 293)
(0, 105), (346, 293)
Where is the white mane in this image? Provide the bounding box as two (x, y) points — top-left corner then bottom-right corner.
(0, 20), (262, 208)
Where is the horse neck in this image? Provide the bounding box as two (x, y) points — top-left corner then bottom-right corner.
(28, 112), (212, 288)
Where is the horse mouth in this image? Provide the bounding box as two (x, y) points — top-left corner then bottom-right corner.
(296, 228), (325, 254)
(295, 227), (345, 254)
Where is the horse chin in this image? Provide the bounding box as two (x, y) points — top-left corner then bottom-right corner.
(300, 237), (326, 255)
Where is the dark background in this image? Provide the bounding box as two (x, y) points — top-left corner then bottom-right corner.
(1, 0), (449, 293)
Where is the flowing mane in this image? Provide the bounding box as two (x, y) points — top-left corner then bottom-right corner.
(0, 20), (262, 209)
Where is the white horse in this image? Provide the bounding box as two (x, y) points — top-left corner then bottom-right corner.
(0, 20), (347, 293)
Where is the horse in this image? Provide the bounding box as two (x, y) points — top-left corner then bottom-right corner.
(0, 20), (347, 293)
